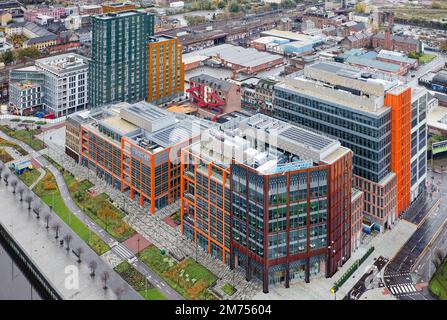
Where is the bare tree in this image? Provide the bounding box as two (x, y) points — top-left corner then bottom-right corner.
(101, 271), (110, 290)
(75, 247), (84, 264)
(114, 286), (126, 300)
(435, 249), (445, 264)
(25, 194), (33, 210)
(63, 234), (73, 251)
(3, 172), (10, 186)
(33, 204), (41, 219)
(10, 179), (17, 193)
(17, 186), (25, 201)
(44, 213), (51, 229)
(52, 223), (61, 239)
(89, 260), (98, 278)
(432, 256), (441, 269)
(0, 163), (4, 179)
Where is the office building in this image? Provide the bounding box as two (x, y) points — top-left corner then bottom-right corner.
(181, 113), (353, 292)
(89, 10), (154, 108)
(272, 61), (426, 230)
(10, 53), (88, 117)
(66, 101), (215, 214)
(147, 35), (184, 105)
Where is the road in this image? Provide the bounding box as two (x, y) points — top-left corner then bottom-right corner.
(384, 169), (447, 300)
(405, 51), (447, 88)
(0, 130), (183, 300)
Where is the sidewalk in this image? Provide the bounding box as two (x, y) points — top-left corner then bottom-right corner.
(0, 130), (182, 300)
(45, 140), (263, 300)
(254, 220), (416, 300)
(0, 164), (141, 300)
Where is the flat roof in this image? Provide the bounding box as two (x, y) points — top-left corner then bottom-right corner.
(35, 53), (88, 73)
(100, 116), (137, 136)
(184, 44), (282, 69)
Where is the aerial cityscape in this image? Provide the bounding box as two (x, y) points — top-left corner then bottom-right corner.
(0, 0), (447, 307)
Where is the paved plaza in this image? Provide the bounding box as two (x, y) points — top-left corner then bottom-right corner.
(253, 220), (416, 300)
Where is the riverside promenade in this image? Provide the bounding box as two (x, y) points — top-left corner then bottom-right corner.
(0, 165), (141, 300)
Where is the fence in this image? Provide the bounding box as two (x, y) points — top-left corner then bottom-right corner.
(0, 114), (66, 124)
(331, 246), (375, 293)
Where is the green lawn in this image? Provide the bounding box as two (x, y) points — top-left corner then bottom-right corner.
(0, 125), (45, 151)
(418, 54), (436, 64)
(221, 283), (236, 296)
(0, 137), (27, 156)
(33, 170), (110, 255)
(17, 169), (41, 187)
(63, 171), (135, 242)
(138, 246), (218, 300)
(139, 289), (167, 300)
(429, 258), (447, 300)
(43, 155), (63, 171)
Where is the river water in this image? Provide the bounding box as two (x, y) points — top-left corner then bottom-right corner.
(0, 240), (42, 300)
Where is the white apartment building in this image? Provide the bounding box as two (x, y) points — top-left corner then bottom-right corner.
(35, 54), (88, 117)
(10, 53), (88, 118)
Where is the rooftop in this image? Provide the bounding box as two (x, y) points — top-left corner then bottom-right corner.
(184, 44), (283, 69)
(189, 113), (345, 174)
(277, 61), (405, 115)
(35, 53), (88, 73)
(78, 101), (216, 154)
(93, 9), (147, 20)
(189, 74), (232, 91)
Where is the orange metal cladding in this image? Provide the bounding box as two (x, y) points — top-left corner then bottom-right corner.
(180, 148), (230, 264)
(386, 87), (412, 217)
(147, 38), (184, 103)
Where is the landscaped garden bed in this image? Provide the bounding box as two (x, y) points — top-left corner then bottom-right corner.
(114, 260), (166, 300)
(138, 245), (218, 300)
(33, 170), (110, 255)
(63, 171), (135, 242)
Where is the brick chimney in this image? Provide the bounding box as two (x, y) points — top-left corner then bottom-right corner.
(384, 28), (392, 50)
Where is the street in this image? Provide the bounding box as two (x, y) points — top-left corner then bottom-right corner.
(384, 168), (447, 300)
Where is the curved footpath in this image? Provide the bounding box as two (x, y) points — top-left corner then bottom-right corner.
(0, 130), (182, 300)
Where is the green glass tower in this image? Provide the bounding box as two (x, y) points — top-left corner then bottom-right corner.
(89, 10), (154, 108)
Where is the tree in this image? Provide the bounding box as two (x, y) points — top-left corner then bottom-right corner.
(354, 1), (367, 13)
(1, 51), (14, 65)
(52, 223), (61, 239)
(441, 40), (447, 52)
(75, 247), (84, 263)
(63, 234), (73, 251)
(229, 1), (240, 13)
(435, 249), (445, 263)
(33, 204), (41, 219)
(114, 286), (126, 300)
(10, 179), (18, 194)
(0, 163), (4, 179)
(44, 213), (51, 229)
(14, 47), (40, 62)
(89, 260), (98, 278)
(25, 194), (33, 210)
(432, 256), (441, 269)
(217, 0), (226, 9)
(3, 172), (10, 186)
(17, 186), (25, 201)
(101, 271), (110, 290)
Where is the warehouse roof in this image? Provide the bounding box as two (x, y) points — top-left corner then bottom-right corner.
(185, 44), (282, 69)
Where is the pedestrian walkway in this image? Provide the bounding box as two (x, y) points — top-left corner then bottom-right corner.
(44, 139), (263, 300)
(0, 164), (141, 300)
(0, 130), (183, 300)
(29, 168), (46, 190)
